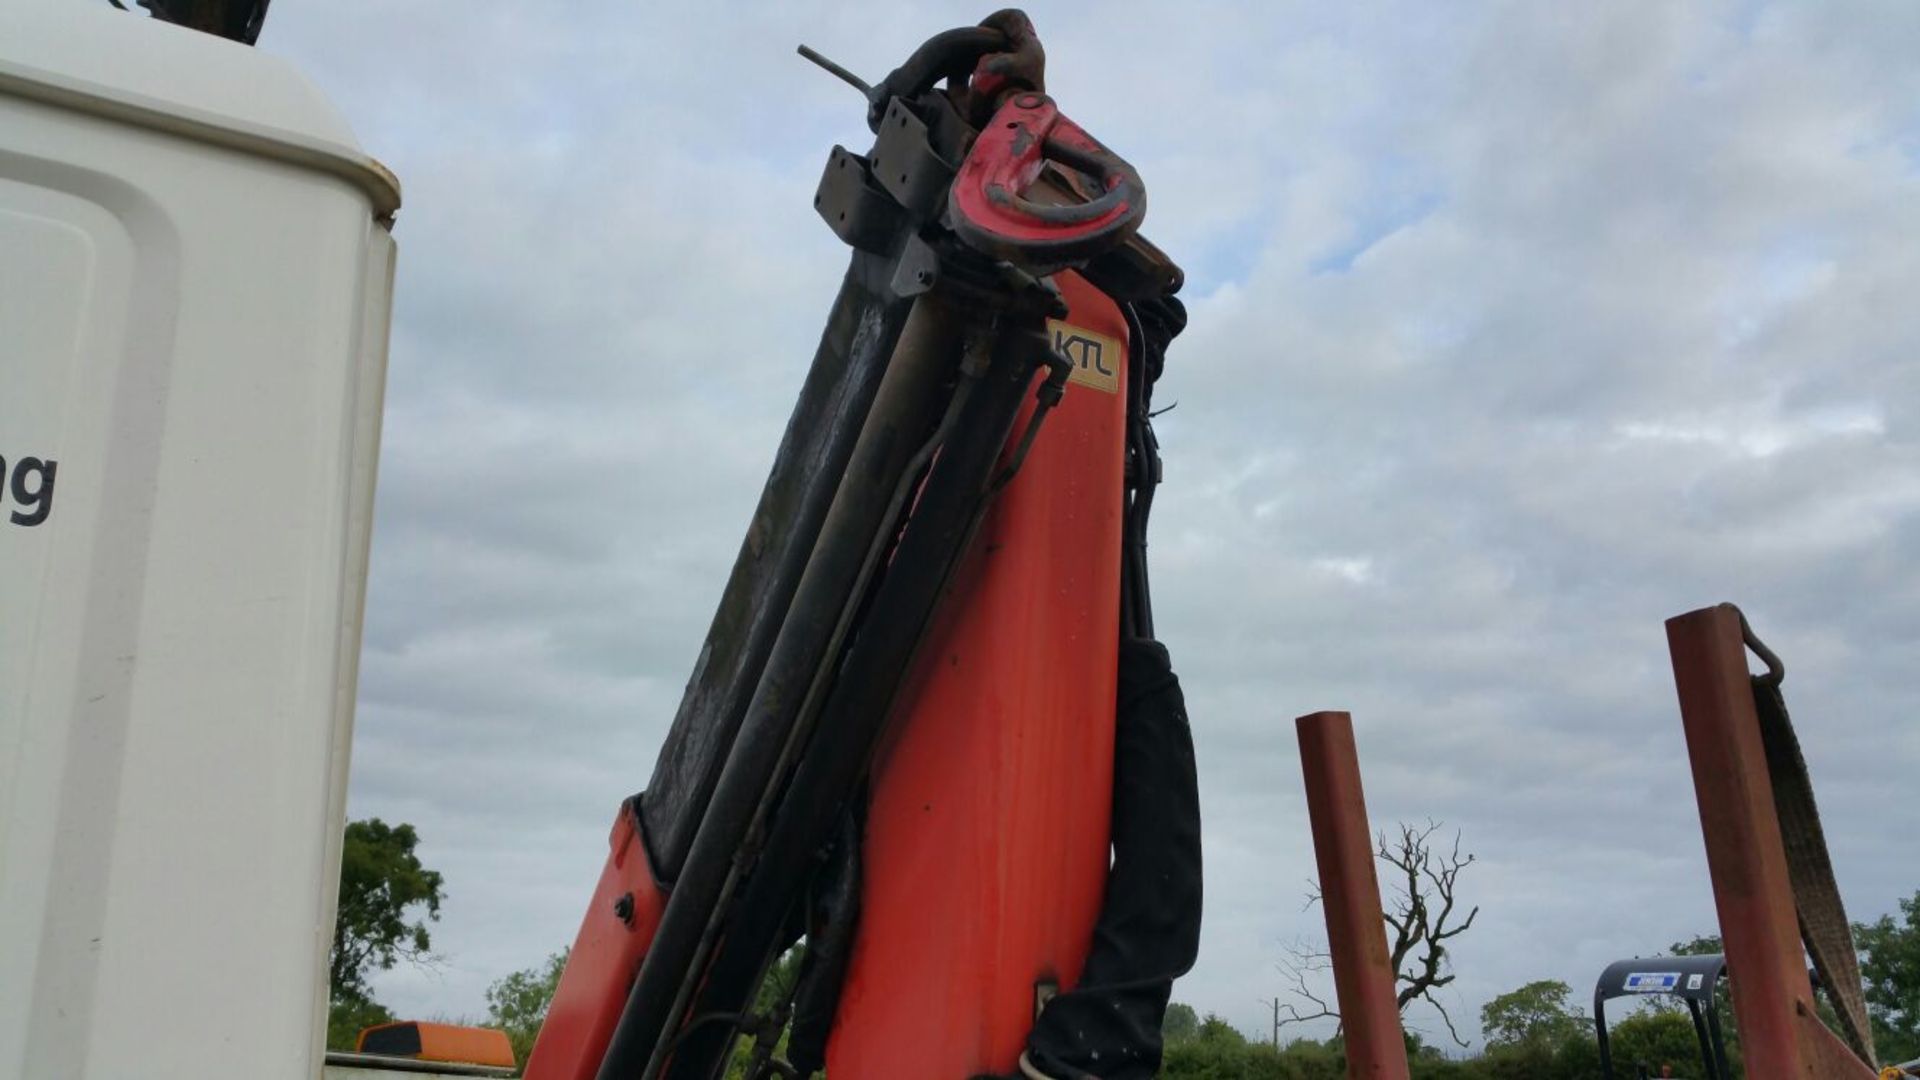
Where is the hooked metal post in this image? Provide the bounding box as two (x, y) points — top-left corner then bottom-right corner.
(1665, 604), (1879, 1080)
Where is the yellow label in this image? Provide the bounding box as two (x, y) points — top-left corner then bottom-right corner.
(1046, 320), (1122, 395)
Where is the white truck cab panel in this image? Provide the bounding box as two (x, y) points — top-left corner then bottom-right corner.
(0, 5), (398, 1076)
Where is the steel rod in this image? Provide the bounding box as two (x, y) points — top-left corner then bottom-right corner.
(796, 45), (874, 95)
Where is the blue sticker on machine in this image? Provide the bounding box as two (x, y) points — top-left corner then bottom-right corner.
(1623, 972), (1681, 993)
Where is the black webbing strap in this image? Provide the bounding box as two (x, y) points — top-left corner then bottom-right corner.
(1741, 612), (1877, 1067)
(1017, 638), (1203, 1080)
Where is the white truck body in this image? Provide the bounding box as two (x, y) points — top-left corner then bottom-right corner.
(0, 5), (398, 1076)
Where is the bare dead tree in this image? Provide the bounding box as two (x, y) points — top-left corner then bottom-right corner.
(1379, 821), (1478, 1046)
(1271, 938), (1338, 1036)
(1273, 820), (1480, 1048)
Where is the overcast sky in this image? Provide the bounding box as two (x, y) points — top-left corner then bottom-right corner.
(265, 0), (1918, 1049)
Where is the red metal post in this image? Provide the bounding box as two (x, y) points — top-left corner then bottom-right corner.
(1665, 605), (1878, 1080)
(1296, 711), (1411, 1080)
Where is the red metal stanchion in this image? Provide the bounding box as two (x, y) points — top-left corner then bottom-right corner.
(1665, 604), (1878, 1080)
(1296, 711), (1412, 1080)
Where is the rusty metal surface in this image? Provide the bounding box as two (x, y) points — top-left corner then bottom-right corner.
(1798, 998), (1886, 1079)
(1295, 711), (1411, 1080)
(1664, 604), (1878, 1080)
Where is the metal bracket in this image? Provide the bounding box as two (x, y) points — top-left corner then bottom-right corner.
(872, 97), (956, 220)
(888, 234), (941, 298)
(814, 146), (905, 254)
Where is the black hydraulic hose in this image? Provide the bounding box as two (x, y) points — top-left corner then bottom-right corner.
(783, 807), (864, 1076)
(1120, 303), (1154, 640)
(597, 294), (965, 1080)
(641, 254), (914, 882)
(664, 317), (1050, 1080)
(1120, 299), (1178, 641)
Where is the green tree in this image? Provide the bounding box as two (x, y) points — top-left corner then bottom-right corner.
(1480, 979), (1585, 1050)
(1163, 1001), (1201, 1043)
(486, 949), (568, 1066)
(1196, 1012), (1248, 1046)
(1160, 1016), (1303, 1080)
(723, 945), (807, 1079)
(754, 945), (805, 1015)
(328, 818), (446, 1049)
(1857, 890), (1920, 1063)
(326, 994), (393, 1054)
(1608, 1008), (1702, 1077)
(1669, 933), (1723, 957)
